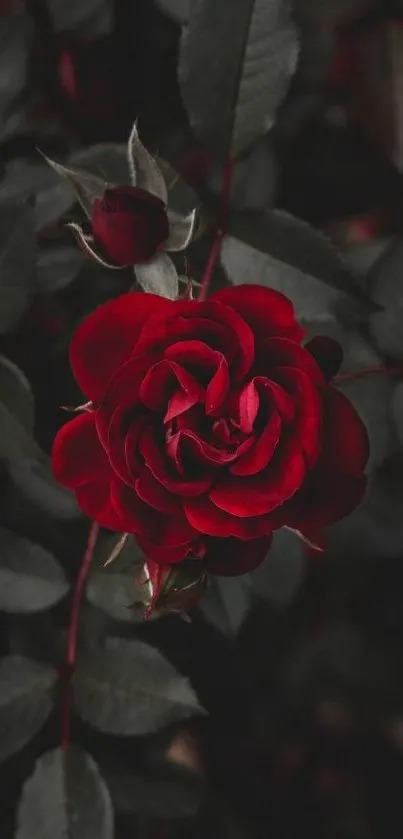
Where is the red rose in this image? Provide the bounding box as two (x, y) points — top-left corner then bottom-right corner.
(91, 187), (169, 267)
(52, 286), (369, 576)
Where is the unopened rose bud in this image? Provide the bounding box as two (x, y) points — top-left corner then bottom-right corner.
(92, 186), (169, 266)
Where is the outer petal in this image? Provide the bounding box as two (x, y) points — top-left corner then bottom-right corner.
(75, 480), (123, 531)
(204, 535), (272, 576)
(212, 284), (304, 343)
(70, 293), (172, 401)
(305, 336), (343, 381)
(184, 496), (273, 539)
(112, 478), (199, 547)
(320, 385), (369, 475)
(210, 436), (306, 517)
(52, 412), (108, 488)
(257, 337), (325, 385)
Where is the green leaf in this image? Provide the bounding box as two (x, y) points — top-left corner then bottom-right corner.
(0, 526), (69, 613)
(40, 153), (107, 221)
(0, 656), (56, 763)
(73, 637), (205, 735)
(0, 356), (34, 434)
(0, 200), (36, 332)
(37, 244), (85, 293)
(179, 0), (298, 158)
(156, 0), (190, 24)
(69, 143), (130, 187)
(135, 254), (179, 300)
(16, 747), (114, 839)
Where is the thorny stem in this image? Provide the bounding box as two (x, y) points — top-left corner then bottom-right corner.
(61, 520), (100, 750)
(334, 364), (403, 383)
(199, 156), (234, 301)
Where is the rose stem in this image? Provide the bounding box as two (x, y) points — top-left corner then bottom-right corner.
(61, 520), (100, 750)
(334, 364), (403, 383)
(199, 156), (234, 301)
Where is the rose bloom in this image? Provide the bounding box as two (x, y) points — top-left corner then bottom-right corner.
(91, 186), (169, 266)
(53, 286), (369, 576)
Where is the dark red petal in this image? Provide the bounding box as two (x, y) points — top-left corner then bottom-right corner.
(70, 293), (172, 401)
(320, 386), (369, 475)
(211, 436), (306, 516)
(96, 354), (156, 447)
(204, 535), (273, 576)
(305, 336), (343, 381)
(136, 300), (254, 380)
(185, 496), (273, 539)
(273, 367), (322, 468)
(135, 468), (181, 513)
(92, 191), (169, 266)
(212, 284), (304, 342)
(164, 340), (222, 378)
(205, 356), (230, 415)
(52, 412), (108, 488)
(75, 480), (123, 531)
(136, 538), (194, 565)
(256, 378), (295, 423)
(176, 429), (254, 467)
(112, 478), (198, 547)
(238, 380), (260, 434)
(140, 360), (204, 414)
(101, 186), (166, 213)
(272, 467), (367, 534)
(140, 426), (213, 495)
(230, 411), (281, 476)
(257, 337), (325, 384)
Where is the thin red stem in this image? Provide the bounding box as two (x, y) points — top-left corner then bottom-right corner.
(199, 156), (234, 301)
(61, 520), (99, 749)
(334, 364), (403, 383)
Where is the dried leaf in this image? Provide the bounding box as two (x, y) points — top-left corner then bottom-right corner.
(0, 526), (69, 613)
(0, 656), (56, 763)
(0, 200), (36, 332)
(16, 747), (114, 839)
(179, 0), (298, 157)
(135, 253), (179, 299)
(73, 637), (204, 735)
(128, 123), (168, 203)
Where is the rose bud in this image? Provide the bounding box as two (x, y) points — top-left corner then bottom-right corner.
(91, 186), (170, 267)
(136, 557), (209, 619)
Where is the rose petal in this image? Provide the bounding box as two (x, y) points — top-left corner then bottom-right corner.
(230, 411), (281, 476)
(164, 340), (222, 380)
(320, 385), (369, 475)
(257, 337), (325, 384)
(204, 535), (273, 576)
(305, 336), (343, 381)
(257, 378), (295, 424)
(112, 478), (198, 547)
(212, 284), (304, 342)
(135, 469), (181, 513)
(175, 429), (254, 467)
(140, 359), (204, 414)
(185, 496), (273, 539)
(75, 480), (123, 531)
(70, 293), (172, 401)
(273, 367), (322, 468)
(273, 466), (367, 534)
(238, 380), (260, 434)
(140, 427), (213, 495)
(96, 354), (157, 447)
(52, 412), (108, 488)
(211, 436), (306, 516)
(136, 539), (195, 565)
(205, 356), (230, 415)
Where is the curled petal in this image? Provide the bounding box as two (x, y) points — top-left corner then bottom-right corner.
(166, 208), (198, 251)
(211, 436), (306, 517)
(128, 121), (168, 203)
(135, 253), (179, 300)
(66, 223), (122, 269)
(140, 427), (213, 496)
(258, 337), (325, 384)
(139, 359), (204, 414)
(230, 411), (281, 476)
